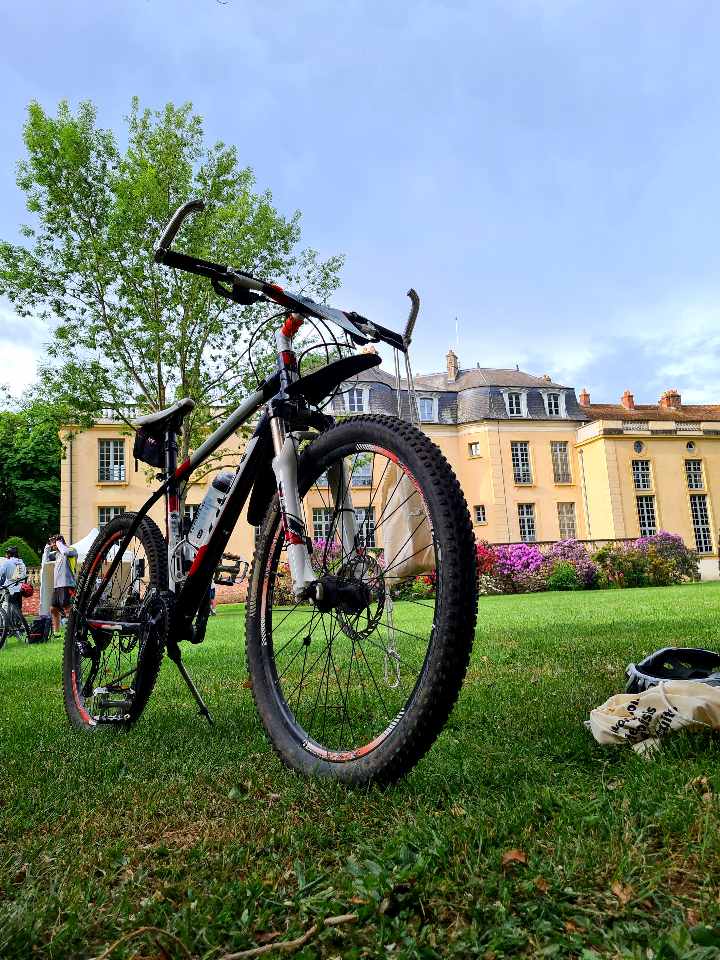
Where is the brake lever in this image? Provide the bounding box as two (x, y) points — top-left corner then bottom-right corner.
(211, 278), (262, 306)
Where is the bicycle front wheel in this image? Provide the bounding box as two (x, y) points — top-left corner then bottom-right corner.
(245, 415), (478, 785)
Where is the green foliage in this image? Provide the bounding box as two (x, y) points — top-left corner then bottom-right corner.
(546, 559), (580, 591)
(595, 545), (649, 588)
(0, 99), (343, 459)
(593, 535), (700, 589)
(5, 586), (720, 957)
(0, 396), (62, 549)
(0, 536), (40, 567)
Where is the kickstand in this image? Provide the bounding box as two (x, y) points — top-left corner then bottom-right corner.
(166, 642), (214, 725)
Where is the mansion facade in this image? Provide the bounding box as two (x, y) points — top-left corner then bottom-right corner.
(59, 349), (720, 579)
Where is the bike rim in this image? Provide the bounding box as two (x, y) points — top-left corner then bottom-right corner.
(70, 531), (156, 724)
(259, 441), (441, 761)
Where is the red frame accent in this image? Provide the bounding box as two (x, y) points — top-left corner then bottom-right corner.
(175, 457), (191, 479)
(188, 544), (208, 576)
(281, 313), (304, 338)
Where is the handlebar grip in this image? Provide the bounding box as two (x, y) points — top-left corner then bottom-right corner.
(403, 288), (420, 346)
(154, 199), (205, 263)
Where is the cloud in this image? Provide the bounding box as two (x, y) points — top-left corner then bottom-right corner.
(0, 302), (45, 398)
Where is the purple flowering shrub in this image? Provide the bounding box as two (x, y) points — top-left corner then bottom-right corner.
(491, 543), (545, 593)
(543, 540), (598, 588)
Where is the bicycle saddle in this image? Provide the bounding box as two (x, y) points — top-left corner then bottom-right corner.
(132, 397), (195, 432)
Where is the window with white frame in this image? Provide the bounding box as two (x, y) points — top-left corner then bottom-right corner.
(511, 441), (532, 484)
(685, 459), (705, 490)
(98, 505), (125, 527)
(632, 459), (652, 491)
(468, 441), (482, 457)
(506, 392), (523, 417)
(474, 504), (487, 524)
(690, 494), (713, 554)
(417, 397), (436, 422)
(98, 439), (126, 482)
(351, 456), (373, 486)
(518, 503), (536, 542)
(545, 393), (561, 417)
(312, 506), (376, 547)
(345, 387), (366, 413)
(183, 503), (200, 526)
(557, 502), (577, 539)
(636, 495), (657, 537)
(550, 441), (572, 483)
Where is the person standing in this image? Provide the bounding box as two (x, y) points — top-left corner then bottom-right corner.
(44, 535), (78, 634)
(0, 546), (27, 613)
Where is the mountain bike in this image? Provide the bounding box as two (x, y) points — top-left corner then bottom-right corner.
(0, 579), (31, 648)
(62, 200), (478, 785)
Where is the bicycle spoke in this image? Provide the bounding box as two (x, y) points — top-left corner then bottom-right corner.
(260, 441), (441, 757)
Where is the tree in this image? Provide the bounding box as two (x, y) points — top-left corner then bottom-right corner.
(0, 396), (62, 549)
(0, 99), (343, 464)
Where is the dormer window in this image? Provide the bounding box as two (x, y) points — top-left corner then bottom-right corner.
(345, 387), (367, 413)
(503, 391), (526, 417)
(417, 396), (437, 422)
(546, 393), (560, 416)
(507, 392), (522, 416)
(542, 390), (566, 417)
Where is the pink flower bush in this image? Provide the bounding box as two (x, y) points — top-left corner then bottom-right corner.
(543, 539), (598, 588)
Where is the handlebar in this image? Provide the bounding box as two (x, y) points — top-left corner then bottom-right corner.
(153, 198), (417, 353)
(404, 289), (420, 347)
(0, 576), (28, 592)
(154, 199), (206, 263)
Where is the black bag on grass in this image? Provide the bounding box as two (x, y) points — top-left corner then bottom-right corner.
(28, 614), (51, 644)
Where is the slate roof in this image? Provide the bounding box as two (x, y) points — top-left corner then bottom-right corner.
(585, 404), (720, 423)
(337, 358), (587, 425)
(353, 364), (568, 391)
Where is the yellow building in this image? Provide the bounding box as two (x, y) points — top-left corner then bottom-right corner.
(58, 354), (720, 580)
(576, 388), (720, 579)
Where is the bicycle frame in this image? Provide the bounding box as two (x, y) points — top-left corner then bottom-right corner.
(89, 325), (377, 643)
(88, 198), (419, 642)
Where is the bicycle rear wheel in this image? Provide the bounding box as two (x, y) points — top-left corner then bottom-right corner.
(0, 603), (29, 645)
(245, 415), (478, 785)
(63, 513), (168, 730)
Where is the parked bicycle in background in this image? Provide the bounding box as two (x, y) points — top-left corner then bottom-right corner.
(0, 577), (31, 648)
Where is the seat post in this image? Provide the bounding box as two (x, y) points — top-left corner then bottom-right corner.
(165, 429), (178, 479)
(165, 429), (180, 549)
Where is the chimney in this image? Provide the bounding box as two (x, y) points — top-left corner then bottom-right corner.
(579, 388), (590, 406)
(621, 390), (635, 410)
(446, 349), (459, 382)
(659, 389), (681, 409)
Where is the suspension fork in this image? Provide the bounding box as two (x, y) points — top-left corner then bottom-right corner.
(270, 315), (361, 597)
(269, 317), (316, 598)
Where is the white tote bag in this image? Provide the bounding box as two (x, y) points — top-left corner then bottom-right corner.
(587, 680), (720, 756)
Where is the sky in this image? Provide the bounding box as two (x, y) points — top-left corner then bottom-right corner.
(2, 0), (720, 404)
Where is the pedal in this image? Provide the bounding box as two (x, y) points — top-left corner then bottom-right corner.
(214, 553), (249, 587)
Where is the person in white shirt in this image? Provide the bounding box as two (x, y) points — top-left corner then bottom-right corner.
(43, 535), (78, 634)
(0, 546), (27, 614)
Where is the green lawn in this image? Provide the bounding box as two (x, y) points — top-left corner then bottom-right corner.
(3, 584), (720, 959)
